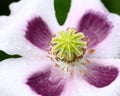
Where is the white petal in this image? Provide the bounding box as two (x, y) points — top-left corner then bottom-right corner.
(0, 0), (59, 57)
(63, 59), (120, 96)
(63, 0), (108, 29)
(88, 13), (120, 59)
(0, 57), (52, 96)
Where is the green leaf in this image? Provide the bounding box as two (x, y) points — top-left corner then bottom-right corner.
(101, 0), (120, 15)
(0, 50), (22, 61)
(54, 0), (71, 25)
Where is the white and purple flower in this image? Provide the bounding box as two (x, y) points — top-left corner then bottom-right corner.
(0, 0), (120, 96)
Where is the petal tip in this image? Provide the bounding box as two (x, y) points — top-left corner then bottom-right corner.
(84, 65), (119, 88)
(25, 17), (52, 51)
(26, 69), (64, 96)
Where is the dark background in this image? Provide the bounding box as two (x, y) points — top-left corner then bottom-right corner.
(0, 0), (120, 15)
(0, 0), (19, 15)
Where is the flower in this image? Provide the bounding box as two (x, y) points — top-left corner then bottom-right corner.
(0, 0), (120, 96)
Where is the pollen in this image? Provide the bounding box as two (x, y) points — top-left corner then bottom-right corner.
(51, 28), (87, 62)
(88, 49), (96, 54)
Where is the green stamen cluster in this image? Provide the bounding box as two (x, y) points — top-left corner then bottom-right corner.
(51, 28), (87, 62)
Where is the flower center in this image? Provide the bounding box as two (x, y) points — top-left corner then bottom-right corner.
(51, 28), (87, 62)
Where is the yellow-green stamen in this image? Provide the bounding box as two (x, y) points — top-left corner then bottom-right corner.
(51, 28), (87, 62)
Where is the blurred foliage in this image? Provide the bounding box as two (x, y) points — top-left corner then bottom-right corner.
(0, 0), (120, 15)
(54, 0), (120, 25)
(0, 50), (21, 61)
(54, 0), (71, 25)
(0, 0), (120, 20)
(101, 0), (120, 15)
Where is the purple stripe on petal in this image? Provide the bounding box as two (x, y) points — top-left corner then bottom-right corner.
(78, 11), (113, 49)
(84, 64), (119, 88)
(25, 17), (52, 50)
(26, 70), (64, 96)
